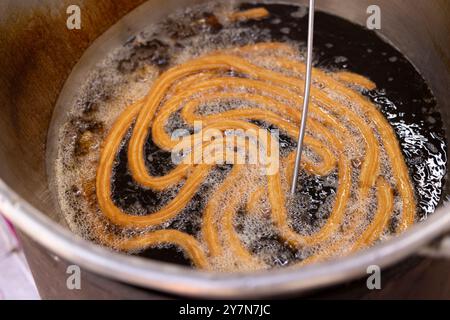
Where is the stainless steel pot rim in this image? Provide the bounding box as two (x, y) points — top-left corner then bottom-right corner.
(2, 177), (450, 298)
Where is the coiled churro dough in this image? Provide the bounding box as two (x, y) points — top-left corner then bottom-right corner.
(94, 41), (416, 271)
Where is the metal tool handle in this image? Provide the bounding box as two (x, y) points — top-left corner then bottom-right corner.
(290, 0), (315, 194)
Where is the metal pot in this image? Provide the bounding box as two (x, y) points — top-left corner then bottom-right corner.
(0, 0), (449, 298)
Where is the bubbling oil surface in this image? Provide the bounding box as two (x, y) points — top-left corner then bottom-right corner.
(51, 2), (447, 270)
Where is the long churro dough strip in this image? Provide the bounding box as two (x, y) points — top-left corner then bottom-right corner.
(351, 178), (394, 250)
(214, 124), (349, 257)
(202, 165), (242, 258)
(229, 8), (270, 22)
(272, 56), (415, 228)
(299, 177), (394, 265)
(98, 117), (271, 229)
(150, 63), (380, 199)
(271, 137), (351, 247)
(94, 41), (416, 269)
(96, 227), (209, 269)
(97, 100), (210, 227)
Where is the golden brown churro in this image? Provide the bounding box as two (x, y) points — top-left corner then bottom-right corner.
(94, 41), (416, 271)
(229, 8), (270, 22)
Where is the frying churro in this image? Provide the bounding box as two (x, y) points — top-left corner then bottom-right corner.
(93, 42), (415, 269)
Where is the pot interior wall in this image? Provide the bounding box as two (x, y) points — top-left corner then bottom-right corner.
(0, 0), (449, 229)
(0, 0), (147, 223)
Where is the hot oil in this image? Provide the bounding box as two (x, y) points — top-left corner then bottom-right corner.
(51, 2), (447, 270)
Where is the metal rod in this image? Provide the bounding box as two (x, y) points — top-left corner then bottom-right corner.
(290, 0), (315, 195)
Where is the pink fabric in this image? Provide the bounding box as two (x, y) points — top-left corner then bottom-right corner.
(0, 214), (39, 299)
(4, 216), (17, 238)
